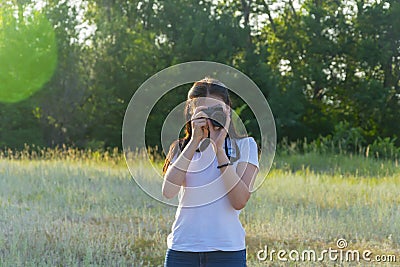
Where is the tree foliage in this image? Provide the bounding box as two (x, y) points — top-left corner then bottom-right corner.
(0, 0), (399, 151)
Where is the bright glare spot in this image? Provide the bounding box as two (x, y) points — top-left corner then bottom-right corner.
(0, 4), (57, 103)
(278, 59), (292, 76)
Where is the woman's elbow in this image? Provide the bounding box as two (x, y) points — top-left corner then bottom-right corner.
(162, 191), (175, 199)
(162, 181), (179, 199)
(232, 192), (250, 210)
(162, 184), (173, 199)
(232, 201), (247, 210)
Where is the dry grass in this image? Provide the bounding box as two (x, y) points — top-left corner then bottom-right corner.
(0, 148), (399, 266)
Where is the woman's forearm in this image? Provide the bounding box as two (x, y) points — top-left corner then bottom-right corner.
(216, 149), (250, 210)
(162, 139), (198, 199)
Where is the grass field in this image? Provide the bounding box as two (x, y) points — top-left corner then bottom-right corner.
(0, 150), (399, 266)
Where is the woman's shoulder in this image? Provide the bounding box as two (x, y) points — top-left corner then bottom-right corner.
(232, 136), (259, 167)
(234, 136), (257, 147)
(231, 136), (259, 155)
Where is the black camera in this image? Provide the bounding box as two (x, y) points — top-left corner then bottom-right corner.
(203, 105), (226, 128)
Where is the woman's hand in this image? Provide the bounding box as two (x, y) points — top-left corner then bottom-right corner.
(190, 106), (209, 145)
(209, 105), (231, 153)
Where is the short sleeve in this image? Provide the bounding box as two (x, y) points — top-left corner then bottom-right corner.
(236, 137), (259, 169)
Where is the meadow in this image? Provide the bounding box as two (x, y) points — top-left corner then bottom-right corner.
(0, 147), (399, 266)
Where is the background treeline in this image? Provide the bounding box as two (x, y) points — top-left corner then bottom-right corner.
(1, 0), (399, 158)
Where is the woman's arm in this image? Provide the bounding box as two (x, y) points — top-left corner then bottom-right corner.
(162, 139), (198, 199)
(208, 106), (259, 210)
(216, 149), (259, 210)
(162, 106), (210, 199)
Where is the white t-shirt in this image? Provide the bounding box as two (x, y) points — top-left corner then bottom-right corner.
(166, 137), (259, 252)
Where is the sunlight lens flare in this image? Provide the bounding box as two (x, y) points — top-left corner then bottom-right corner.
(0, 5), (57, 103)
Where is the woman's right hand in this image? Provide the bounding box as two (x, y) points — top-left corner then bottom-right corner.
(190, 106), (209, 144)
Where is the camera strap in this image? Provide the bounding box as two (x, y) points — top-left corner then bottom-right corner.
(225, 136), (231, 160)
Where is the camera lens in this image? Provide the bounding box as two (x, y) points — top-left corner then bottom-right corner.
(210, 108), (226, 128)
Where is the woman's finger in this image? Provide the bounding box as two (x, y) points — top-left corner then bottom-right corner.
(192, 117), (206, 123)
(223, 109), (231, 131)
(223, 105), (231, 118)
(224, 115), (231, 129)
(206, 119), (214, 130)
(191, 106), (208, 120)
(192, 122), (208, 132)
(191, 110), (208, 120)
(193, 106), (208, 115)
(192, 118), (207, 126)
(202, 125), (209, 137)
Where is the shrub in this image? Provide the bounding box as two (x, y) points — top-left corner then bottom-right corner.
(332, 121), (365, 154)
(368, 136), (399, 159)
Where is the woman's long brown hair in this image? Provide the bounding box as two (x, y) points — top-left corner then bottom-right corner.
(162, 77), (246, 175)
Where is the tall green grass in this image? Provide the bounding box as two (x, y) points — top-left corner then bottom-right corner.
(0, 147), (399, 266)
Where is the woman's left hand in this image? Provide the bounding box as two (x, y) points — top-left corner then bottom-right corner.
(208, 105), (231, 153)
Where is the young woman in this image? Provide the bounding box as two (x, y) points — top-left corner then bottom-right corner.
(162, 77), (259, 267)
